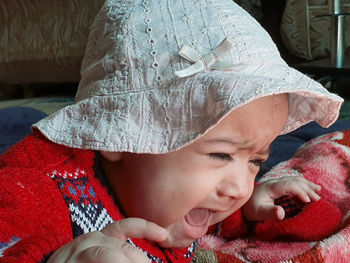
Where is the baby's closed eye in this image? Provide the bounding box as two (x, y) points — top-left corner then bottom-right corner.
(208, 153), (265, 167)
(249, 159), (264, 167)
(208, 153), (233, 162)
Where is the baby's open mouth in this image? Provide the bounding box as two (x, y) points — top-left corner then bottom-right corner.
(183, 208), (212, 239)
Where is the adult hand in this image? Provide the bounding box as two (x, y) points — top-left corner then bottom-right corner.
(242, 176), (321, 221)
(48, 218), (168, 263)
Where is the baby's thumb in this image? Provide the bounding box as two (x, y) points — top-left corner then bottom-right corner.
(102, 218), (169, 242)
(258, 204), (285, 221)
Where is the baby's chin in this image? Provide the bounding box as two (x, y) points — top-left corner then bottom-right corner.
(158, 236), (195, 248)
(157, 223), (197, 248)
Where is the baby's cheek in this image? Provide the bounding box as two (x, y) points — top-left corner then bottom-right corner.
(242, 176), (256, 201)
(210, 199), (248, 226)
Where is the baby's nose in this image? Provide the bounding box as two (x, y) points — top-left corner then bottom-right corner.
(217, 174), (251, 200)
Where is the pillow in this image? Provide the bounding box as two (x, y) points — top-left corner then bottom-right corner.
(0, 107), (47, 154)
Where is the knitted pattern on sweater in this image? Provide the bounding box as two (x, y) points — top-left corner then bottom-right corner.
(0, 132), (199, 262)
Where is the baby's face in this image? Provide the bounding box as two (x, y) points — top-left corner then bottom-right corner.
(101, 94), (288, 248)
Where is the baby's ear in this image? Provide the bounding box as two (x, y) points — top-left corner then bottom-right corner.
(99, 151), (122, 162)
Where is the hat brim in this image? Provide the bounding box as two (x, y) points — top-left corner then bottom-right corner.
(33, 63), (343, 153)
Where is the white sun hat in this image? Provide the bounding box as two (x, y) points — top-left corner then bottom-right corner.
(34, 0), (343, 154)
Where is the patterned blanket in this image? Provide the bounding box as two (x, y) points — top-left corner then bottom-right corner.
(194, 130), (350, 263)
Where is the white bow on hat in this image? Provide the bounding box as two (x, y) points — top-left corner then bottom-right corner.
(175, 38), (235, 78)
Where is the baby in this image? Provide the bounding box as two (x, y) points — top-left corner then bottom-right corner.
(0, 0), (343, 262)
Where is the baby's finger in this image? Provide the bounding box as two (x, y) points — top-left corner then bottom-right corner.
(307, 188), (321, 201)
(78, 244), (150, 263)
(297, 177), (321, 192)
(102, 218), (168, 242)
(271, 177), (321, 202)
(295, 179), (321, 202)
(289, 183), (320, 203)
(257, 204), (286, 221)
(308, 181), (322, 192)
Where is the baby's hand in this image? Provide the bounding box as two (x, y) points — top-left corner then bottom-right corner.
(242, 176), (321, 222)
(48, 218), (168, 263)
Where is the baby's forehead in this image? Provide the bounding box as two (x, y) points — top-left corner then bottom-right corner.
(194, 95), (288, 142)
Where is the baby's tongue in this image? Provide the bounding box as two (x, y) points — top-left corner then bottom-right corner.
(185, 208), (210, 226)
(183, 208), (211, 239)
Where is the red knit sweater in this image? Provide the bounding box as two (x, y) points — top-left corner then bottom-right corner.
(0, 132), (247, 263)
